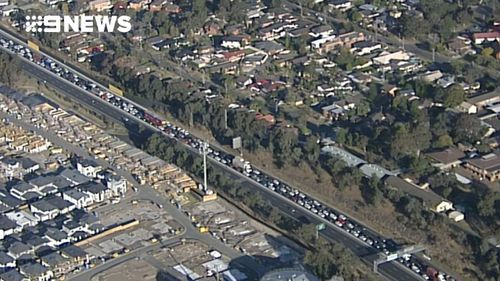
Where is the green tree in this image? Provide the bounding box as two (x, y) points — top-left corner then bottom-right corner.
(334, 48), (357, 70)
(435, 134), (454, 148)
(0, 52), (21, 86)
(443, 84), (465, 107)
(481, 47), (494, 57)
(452, 114), (484, 144)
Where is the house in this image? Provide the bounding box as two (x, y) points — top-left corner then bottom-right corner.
(45, 196), (75, 214)
(456, 101), (478, 114)
(18, 158), (40, 174)
(467, 90), (500, 108)
(0, 252), (15, 269)
(30, 200), (60, 222)
(447, 37), (475, 56)
(88, 0), (112, 11)
(321, 104), (346, 120)
(76, 182), (110, 203)
(62, 189), (93, 209)
(288, 27), (310, 38)
(236, 76), (253, 88)
(148, 0), (164, 12)
(426, 148), (465, 170)
(351, 41), (382, 55)
(1, 4), (17, 17)
(313, 32), (365, 54)
(58, 169), (90, 186)
(128, 0), (146, 10)
(0, 157), (19, 179)
(163, 3), (181, 14)
(105, 175), (127, 196)
(373, 50), (410, 65)
(9, 182), (40, 201)
(472, 32), (500, 44)
(309, 25), (334, 38)
(436, 75), (455, 88)
(328, 0), (352, 11)
(221, 50), (245, 62)
(76, 159), (102, 178)
(0, 215), (18, 240)
(0, 195), (22, 211)
(60, 245), (89, 266)
(420, 70), (443, 83)
(40, 252), (71, 278)
(19, 263), (53, 281)
(464, 153), (500, 182)
(63, 220), (86, 237)
(385, 176), (453, 213)
(44, 228), (70, 247)
(254, 41), (285, 55)
(152, 39), (177, 51)
(1, 157), (40, 179)
(8, 242), (33, 259)
(28, 176), (56, 193)
(220, 36), (248, 49)
(0, 270), (27, 281)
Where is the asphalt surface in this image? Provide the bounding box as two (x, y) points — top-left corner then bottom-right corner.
(0, 30), (427, 281)
(19, 60), (423, 280)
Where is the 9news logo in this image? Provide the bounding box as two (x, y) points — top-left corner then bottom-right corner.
(25, 15), (132, 33)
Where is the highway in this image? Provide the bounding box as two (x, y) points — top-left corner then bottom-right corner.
(9, 55), (423, 281)
(0, 29), (434, 280)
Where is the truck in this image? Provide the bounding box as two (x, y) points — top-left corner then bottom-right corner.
(144, 112), (164, 127)
(232, 156), (252, 173)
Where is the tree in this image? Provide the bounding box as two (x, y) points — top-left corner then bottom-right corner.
(442, 84), (465, 108)
(304, 243), (338, 280)
(296, 224), (317, 244)
(334, 48), (357, 70)
(400, 14), (431, 39)
(0, 52), (21, 86)
(481, 47), (494, 57)
(336, 128), (348, 145)
(452, 114), (484, 143)
(435, 134), (454, 148)
(477, 191), (499, 218)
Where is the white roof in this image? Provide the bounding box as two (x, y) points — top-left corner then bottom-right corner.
(5, 210), (37, 227)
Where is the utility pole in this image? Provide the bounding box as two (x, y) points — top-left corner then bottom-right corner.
(432, 48), (435, 62)
(224, 109), (228, 130)
(203, 141), (208, 192)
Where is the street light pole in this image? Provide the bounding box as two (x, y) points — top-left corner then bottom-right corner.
(203, 141), (208, 192)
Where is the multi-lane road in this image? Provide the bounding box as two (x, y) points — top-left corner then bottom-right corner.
(0, 30), (435, 281)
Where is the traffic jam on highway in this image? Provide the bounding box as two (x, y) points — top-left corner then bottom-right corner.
(0, 36), (456, 281)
